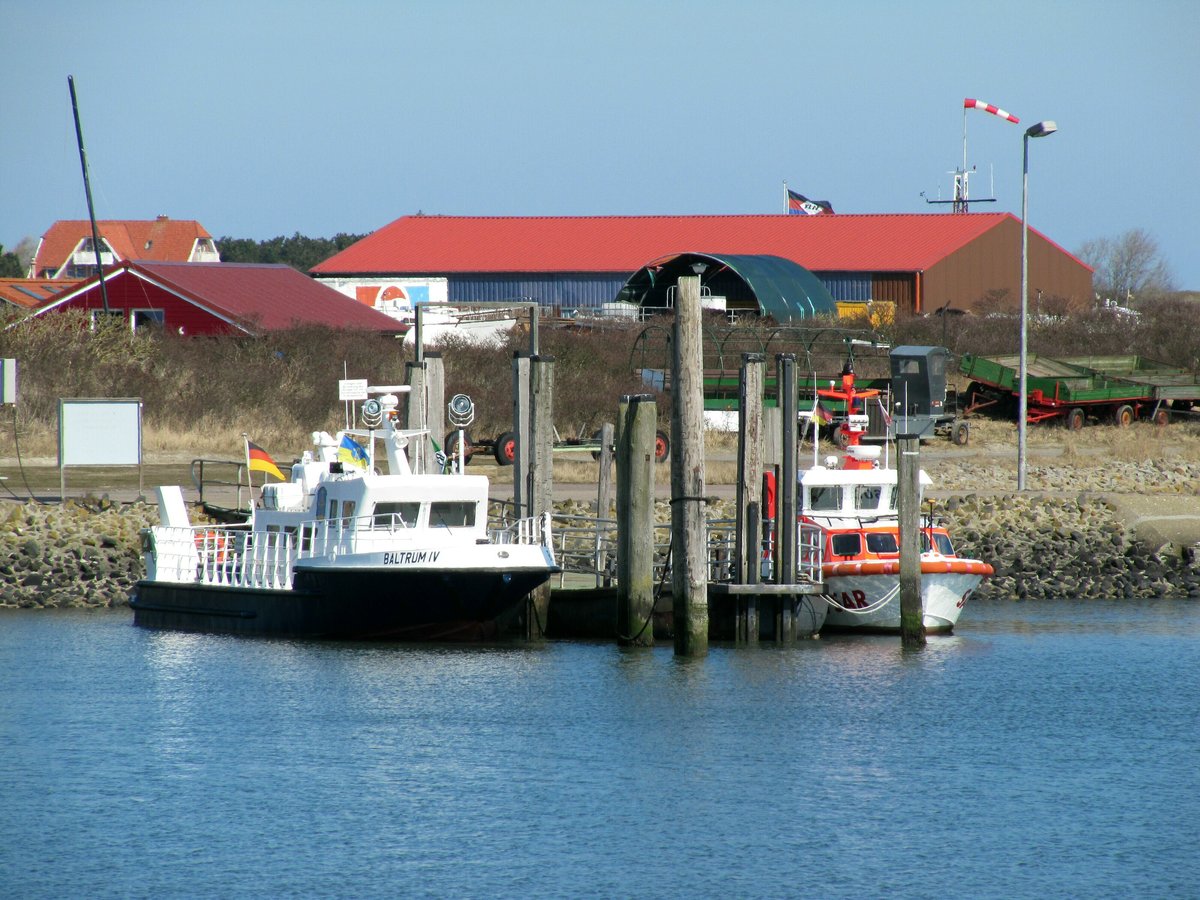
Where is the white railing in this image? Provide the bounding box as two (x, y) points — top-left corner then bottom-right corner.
(148, 526), (295, 590)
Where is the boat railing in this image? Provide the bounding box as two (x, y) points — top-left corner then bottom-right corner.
(490, 512), (555, 554)
(146, 525), (295, 590)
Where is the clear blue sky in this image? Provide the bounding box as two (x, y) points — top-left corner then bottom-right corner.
(3, 0), (1197, 288)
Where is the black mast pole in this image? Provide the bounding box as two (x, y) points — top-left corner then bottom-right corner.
(68, 75), (109, 313)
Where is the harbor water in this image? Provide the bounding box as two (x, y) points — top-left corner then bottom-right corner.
(2, 598), (1197, 898)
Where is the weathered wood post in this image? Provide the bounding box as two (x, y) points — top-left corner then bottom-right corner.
(616, 395), (656, 646)
(776, 353), (797, 643)
(424, 353), (446, 472)
(898, 432), (926, 647)
(405, 360), (428, 468)
(735, 353), (765, 644)
(526, 354), (555, 640)
(671, 276), (708, 656)
(512, 352), (532, 517)
(596, 421), (615, 586)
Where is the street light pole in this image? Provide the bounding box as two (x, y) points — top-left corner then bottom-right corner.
(1018, 119), (1057, 491)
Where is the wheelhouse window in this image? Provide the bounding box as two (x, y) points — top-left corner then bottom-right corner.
(430, 501), (475, 528)
(865, 532), (899, 554)
(372, 501), (420, 529)
(830, 533), (862, 557)
(854, 484), (882, 512)
(809, 485), (841, 512)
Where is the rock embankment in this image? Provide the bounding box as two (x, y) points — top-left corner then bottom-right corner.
(3, 454), (1200, 609)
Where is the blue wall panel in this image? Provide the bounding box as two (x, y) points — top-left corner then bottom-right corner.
(817, 271), (873, 302)
(449, 274), (628, 311)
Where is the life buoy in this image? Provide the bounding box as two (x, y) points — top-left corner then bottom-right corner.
(195, 530), (230, 563)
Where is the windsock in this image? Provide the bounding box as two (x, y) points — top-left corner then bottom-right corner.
(963, 98), (1020, 124)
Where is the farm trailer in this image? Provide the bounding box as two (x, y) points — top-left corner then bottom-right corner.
(959, 353), (1200, 429)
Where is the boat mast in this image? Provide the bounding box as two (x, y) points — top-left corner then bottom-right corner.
(68, 75), (110, 313)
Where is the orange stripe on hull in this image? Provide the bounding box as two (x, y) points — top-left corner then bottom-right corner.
(823, 559), (994, 578)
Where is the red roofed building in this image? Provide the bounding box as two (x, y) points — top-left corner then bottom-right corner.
(26, 261), (405, 336)
(311, 213), (1092, 317)
(29, 216), (220, 279)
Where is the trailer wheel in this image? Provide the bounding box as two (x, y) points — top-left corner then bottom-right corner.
(951, 420), (970, 446)
(1066, 408), (1085, 431)
(654, 430), (670, 463)
(1152, 408), (1170, 427)
(832, 424), (851, 449)
(1113, 405), (1135, 428)
(493, 431), (517, 466)
(444, 430), (475, 466)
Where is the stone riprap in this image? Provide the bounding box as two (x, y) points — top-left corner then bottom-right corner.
(3, 455), (1199, 609)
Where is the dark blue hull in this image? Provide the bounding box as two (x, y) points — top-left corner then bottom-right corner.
(130, 566), (552, 641)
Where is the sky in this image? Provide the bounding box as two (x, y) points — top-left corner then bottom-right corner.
(2, 0), (1198, 287)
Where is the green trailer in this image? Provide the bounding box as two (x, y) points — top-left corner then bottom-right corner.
(959, 353), (1200, 428)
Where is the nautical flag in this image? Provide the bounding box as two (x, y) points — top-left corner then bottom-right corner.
(338, 434), (369, 469)
(246, 439), (285, 481)
(430, 436), (448, 472)
(787, 189), (834, 216)
(814, 401), (834, 424)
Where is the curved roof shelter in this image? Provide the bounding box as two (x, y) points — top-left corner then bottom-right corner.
(619, 252), (838, 322)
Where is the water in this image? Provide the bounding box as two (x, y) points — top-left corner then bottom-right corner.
(2, 600), (1197, 899)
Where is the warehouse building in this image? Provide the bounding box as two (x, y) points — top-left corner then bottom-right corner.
(310, 213), (1093, 321)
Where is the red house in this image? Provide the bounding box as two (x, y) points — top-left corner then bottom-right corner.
(29, 216), (221, 279)
(26, 260), (405, 336)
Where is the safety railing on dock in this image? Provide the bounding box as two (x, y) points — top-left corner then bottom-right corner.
(536, 510), (825, 589)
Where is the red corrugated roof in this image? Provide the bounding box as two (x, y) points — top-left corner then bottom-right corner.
(32, 217), (215, 275)
(37, 261), (403, 334)
(311, 212), (1060, 275)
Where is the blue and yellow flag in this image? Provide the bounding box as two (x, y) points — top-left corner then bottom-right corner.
(338, 434), (369, 469)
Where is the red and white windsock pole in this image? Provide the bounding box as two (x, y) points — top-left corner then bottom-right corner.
(957, 97), (1021, 211)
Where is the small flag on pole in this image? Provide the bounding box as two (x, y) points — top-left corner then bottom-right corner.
(246, 439), (285, 481)
(814, 401), (834, 424)
(787, 189), (834, 216)
(338, 434), (369, 469)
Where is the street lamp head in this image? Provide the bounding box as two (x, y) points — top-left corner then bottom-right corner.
(1025, 120), (1058, 139)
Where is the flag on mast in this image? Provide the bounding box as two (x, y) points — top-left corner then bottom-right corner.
(245, 437), (285, 482)
(787, 189), (834, 215)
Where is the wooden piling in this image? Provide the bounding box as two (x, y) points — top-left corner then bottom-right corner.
(897, 433), (926, 647)
(671, 276), (708, 656)
(526, 354), (555, 640)
(616, 395), (656, 646)
(404, 360), (427, 468)
(735, 354), (765, 644)
(512, 352), (531, 517)
(775, 354), (797, 643)
(596, 422), (614, 521)
(424, 354), (446, 473)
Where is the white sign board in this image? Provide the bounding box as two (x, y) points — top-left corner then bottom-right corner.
(339, 379), (369, 401)
(59, 399), (142, 466)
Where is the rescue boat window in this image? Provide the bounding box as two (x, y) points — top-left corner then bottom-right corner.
(831, 534), (862, 556)
(934, 533), (954, 555)
(373, 501), (420, 529)
(431, 501), (476, 528)
(865, 533), (898, 554)
(855, 485), (882, 510)
(809, 485), (841, 511)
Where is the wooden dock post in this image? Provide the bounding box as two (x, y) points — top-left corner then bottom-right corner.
(671, 276), (708, 656)
(424, 353), (446, 472)
(775, 353), (798, 643)
(897, 432), (926, 647)
(616, 395), (656, 646)
(735, 353), (765, 644)
(512, 352), (531, 517)
(526, 354), (555, 640)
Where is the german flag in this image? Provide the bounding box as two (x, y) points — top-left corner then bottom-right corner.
(247, 440), (285, 481)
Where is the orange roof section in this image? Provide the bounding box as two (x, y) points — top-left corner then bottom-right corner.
(311, 212), (1080, 275)
(33, 217), (215, 272)
(0, 278), (79, 309)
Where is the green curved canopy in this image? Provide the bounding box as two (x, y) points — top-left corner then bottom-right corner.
(619, 253), (837, 321)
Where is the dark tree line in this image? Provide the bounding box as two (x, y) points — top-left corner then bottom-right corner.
(216, 232), (367, 271)
(0, 245), (25, 277)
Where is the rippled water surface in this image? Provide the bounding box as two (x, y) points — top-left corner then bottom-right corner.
(2, 598), (1197, 898)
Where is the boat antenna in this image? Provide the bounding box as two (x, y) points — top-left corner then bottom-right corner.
(68, 76), (110, 314)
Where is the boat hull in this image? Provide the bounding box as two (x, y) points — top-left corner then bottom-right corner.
(821, 568), (983, 634)
(131, 566), (551, 641)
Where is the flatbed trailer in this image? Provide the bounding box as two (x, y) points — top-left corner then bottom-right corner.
(959, 353), (1200, 428)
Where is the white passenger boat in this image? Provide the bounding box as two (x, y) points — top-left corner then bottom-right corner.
(131, 390), (557, 641)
